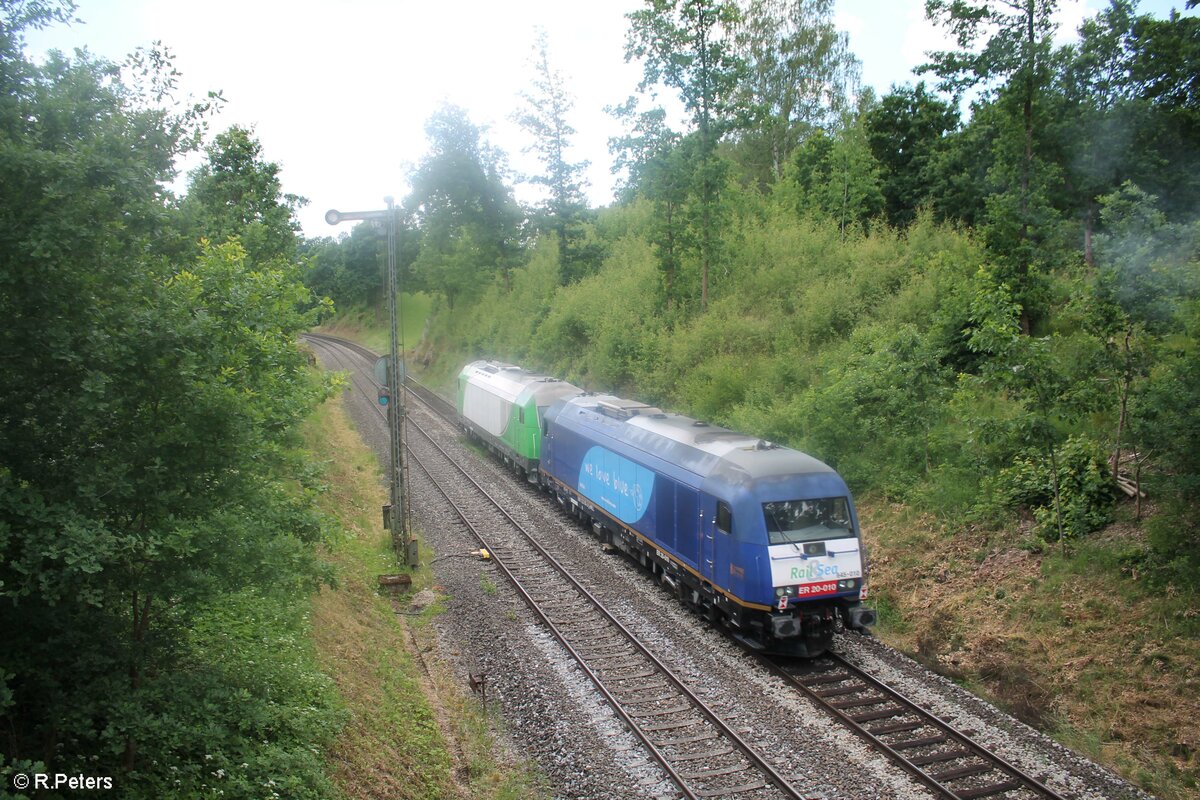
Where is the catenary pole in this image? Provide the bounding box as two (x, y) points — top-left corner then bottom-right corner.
(325, 200), (416, 567)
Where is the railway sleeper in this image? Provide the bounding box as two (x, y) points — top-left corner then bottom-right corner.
(596, 657), (648, 671)
(954, 781), (1023, 799)
(850, 707), (908, 724)
(830, 695), (893, 710)
(615, 681), (672, 697)
(655, 731), (721, 747)
(626, 693), (683, 707)
(930, 762), (995, 782)
(890, 734), (949, 751)
(577, 645), (636, 660)
(608, 667), (657, 680)
(803, 671), (853, 686)
(693, 781), (767, 798)
(627, 703), (692, 719)
(867, 719), (924, 736)
(681, 763), (753, 780)
(908, 748), (972, 766)
(670, 746), (734, 763)
(640, 718), (701, 733)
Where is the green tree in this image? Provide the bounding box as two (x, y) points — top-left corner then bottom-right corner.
(923, 0), (1062, 330)
(608, 102), (692, 311)
(1052, 0), (1140, 264)
(864, 82), (959, 226)
(777, 105), (885, 237)
(1123, 8), (1200, 219)
(730, 0), (860, 189)
(512, 30), (594, 283)
(0, 9), (338, 792)
(921, 100), (999, 227)
(625, 0), (746, 310)
(964, 267), (1110, 543)
(1132, 298), (1200, 587)
(797, 323), (952, 497)
(406, 105), (522, 308)
(180, 125), (305, 263)
(1093, 181), (1200, 330)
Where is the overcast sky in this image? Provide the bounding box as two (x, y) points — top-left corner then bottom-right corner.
(21, 0), (1196, 237)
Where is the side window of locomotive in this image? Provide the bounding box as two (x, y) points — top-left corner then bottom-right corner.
(716, 501), (733, 535)
(519, 407), (525, 423)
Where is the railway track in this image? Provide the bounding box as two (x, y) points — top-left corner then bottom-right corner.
(404, 387), (806, 799)
(302, 333), (390, 411)
(301, 332), (1075, 800)
(762, 654), (1067, 800)
(304, 333), (805, 799)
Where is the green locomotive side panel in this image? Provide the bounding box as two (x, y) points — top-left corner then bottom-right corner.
(504, 393), (542, 461)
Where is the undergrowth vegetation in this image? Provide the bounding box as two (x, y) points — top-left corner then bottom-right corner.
(422, 197), (1198, 563)
(302, 383), (542, 800)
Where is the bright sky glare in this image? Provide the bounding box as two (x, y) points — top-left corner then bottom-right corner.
(21, 0), (1196, 238)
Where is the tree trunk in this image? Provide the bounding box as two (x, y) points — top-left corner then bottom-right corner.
(1084, 200), (1097, 267)
(123, 591), (153, 772)
(1018, 0), (1035, 336)
(1112, 328), (1133, 482)
(1048, 441), (1066, 553)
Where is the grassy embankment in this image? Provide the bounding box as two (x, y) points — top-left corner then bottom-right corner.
(317, 293), (434, 356)
(861, 499), (1199, 800)
(301, 340), (542, 799)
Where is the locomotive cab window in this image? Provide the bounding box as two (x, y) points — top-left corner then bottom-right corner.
(763, 497), (853, 545)
(716, 502), (732, 535)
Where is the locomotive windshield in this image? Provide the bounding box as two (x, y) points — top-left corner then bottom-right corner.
(763, 498), (854, 545)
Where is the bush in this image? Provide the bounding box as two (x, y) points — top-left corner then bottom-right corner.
(983, 435), (1116, 541)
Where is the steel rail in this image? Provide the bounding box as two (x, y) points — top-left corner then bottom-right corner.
(303, 331), (452, 418)
(302, 335), (389, 423)
(404, 442), (704, 800)
(404, 395), (806, 800)
(759, 653), (1068, 800)
(304, 333), (806, 799)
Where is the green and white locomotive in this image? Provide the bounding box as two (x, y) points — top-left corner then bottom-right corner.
(456, 360), (582, 482)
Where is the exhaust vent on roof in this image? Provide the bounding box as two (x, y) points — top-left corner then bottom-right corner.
(595, 400), (662, 420)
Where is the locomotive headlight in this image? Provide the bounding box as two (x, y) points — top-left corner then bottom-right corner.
(776, 587), (785, 598)
(837, 579), (859, 591)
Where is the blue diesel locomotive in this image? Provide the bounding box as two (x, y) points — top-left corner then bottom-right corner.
(456, 365), (875, 657)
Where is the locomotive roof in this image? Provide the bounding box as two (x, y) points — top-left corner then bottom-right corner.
(462, 360), (580, 405)
(562, 393), (835, 482)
